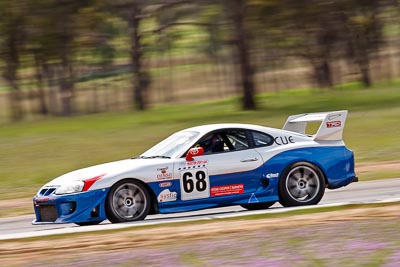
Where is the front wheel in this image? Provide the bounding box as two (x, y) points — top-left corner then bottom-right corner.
(105, 179), (151, 223)
(240, 202), (276, 210)
(279, 162), (325, 207)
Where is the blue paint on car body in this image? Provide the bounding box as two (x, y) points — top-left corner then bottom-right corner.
(33, 188), (109, 224)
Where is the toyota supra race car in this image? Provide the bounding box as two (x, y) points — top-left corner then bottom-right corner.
(33, 110), (357, 226)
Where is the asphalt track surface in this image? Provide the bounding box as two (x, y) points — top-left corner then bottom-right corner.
(0, 178), (399, 240)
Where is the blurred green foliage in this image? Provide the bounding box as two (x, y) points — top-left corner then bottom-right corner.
(0, 0), (399, 119)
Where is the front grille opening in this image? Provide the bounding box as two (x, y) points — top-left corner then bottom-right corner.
(38, 205), (58, 222)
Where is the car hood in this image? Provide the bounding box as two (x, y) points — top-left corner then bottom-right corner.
(45, 158), (169, 186)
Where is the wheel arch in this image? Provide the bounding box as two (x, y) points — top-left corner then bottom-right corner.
(264, 146), (349, 190)
(301, 160), (328, 187)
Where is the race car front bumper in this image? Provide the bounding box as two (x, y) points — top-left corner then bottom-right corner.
(32, 188), (109, 224)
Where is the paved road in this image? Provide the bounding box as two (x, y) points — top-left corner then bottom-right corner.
(0, 178), (399, 240)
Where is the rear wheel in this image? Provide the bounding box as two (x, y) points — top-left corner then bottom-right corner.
(279, 162), (325, 207)
(105, 179), (151, 223)
(240, 202), (276, 210)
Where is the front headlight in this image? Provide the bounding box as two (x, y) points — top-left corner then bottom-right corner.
(55, 181), (84, 195)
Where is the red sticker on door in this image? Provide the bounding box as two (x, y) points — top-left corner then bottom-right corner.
(211, 184), (244, 197)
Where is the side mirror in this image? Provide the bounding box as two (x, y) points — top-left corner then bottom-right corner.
(186, 147), (204, 161)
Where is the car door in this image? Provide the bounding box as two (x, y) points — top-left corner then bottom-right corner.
(174, 129), (264, 202)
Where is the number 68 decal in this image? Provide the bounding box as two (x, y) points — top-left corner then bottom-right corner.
(180, 168), (210, 200)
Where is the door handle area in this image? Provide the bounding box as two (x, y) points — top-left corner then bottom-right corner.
(240, 157), (259, 162)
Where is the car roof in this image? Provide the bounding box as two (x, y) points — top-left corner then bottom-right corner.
(182, 123), (305, 137)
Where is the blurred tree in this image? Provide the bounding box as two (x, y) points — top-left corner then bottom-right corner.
(26, 0), (91, 116)
(73, 4), (118, 113)
(0, 0), (397, 122)
(152, 1), (212, 102)
(26, 0), (52, 116)
(78, 6), (117, 72)
(226, 0), (256, 109)
(267, 0), (341, 88)
(108, 0), (217, 110)
(103, 0), (151, 111)
(126, 0), (260, 110)
(200, 3), (229, 97)
(0, 1), (27, 121)
(339, 0), (384, 87)
(252, 0), (385, 89)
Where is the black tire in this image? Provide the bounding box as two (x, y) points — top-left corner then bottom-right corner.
(278, 162), (325, 207)
(75, 220), (103, 226)
(240, 202), (276, 210)
(105, 179), (151, 223)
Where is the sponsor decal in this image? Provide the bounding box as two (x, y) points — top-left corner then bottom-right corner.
(157, 189), (177, 202)
(266, 173), (279, 178)
(327, 114), (342, 121)
(157, 167), (173, 180)
(186, 160), (208, 166)
(248, 193), (259, 203)
(189, 147), (202, 156)
(274, 136), (295, 145)
(157, 167), (168, 173)
(326, 121), (341, 128)
(211, 184), (244, 197)
(178, 160), (208, 171)
(35, 196), (56, 203)
(157, 172), (173, 180)
(159, 182), (172, 188)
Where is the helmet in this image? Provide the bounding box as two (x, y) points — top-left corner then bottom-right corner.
(200, 134), (223, 153)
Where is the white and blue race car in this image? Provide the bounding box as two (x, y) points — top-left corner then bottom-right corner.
(33, 110), (357, 225)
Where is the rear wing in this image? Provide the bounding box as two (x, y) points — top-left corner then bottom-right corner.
(283, 110), (348, 141)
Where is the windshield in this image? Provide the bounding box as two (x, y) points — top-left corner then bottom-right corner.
(140, 131), (200, 159)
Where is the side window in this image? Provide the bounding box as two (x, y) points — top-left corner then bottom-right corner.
(196, 132), (226, 154)
(226, 130), (249, 150)
(251, 131), (274, 147)
(195, 129), (250, 154)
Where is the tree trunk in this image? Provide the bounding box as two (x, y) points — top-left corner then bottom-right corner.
(33, 52), (48, 115)
(360, 66), (371, 87)
(60, 57), (74, 116)
(42, 63), (58, 115)
(129, 4), (147, 110)
(3, 30), (23, 121)
(230, 0), (256, 110)
(313, 59), (333, 88)
(8, 82), (23, 121)
(357, 56), (371, 87)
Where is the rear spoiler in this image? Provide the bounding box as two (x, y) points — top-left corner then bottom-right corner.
(283, 110), (348, 141)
